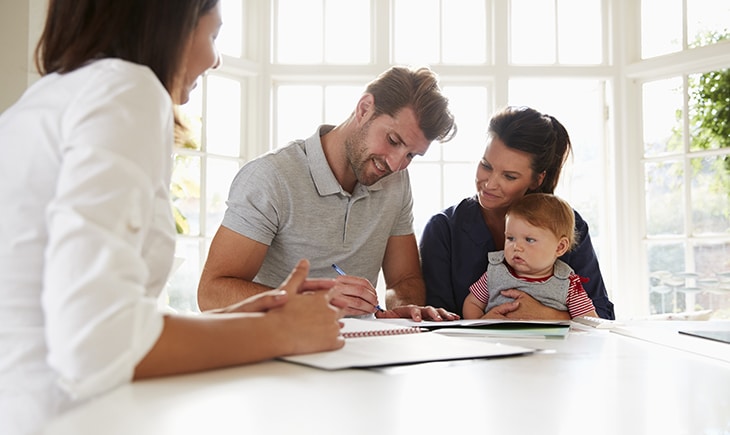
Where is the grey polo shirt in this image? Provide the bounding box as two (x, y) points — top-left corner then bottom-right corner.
(222, 125), (414, 287)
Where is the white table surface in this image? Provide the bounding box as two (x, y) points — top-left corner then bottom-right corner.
(41, 320), (730, 435)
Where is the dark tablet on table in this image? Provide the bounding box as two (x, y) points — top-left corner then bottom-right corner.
(678, 330), (730, 344)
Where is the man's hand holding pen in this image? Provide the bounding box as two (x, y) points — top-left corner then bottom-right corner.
(329, 263), (384, 316)
(329, 263), (460, 321)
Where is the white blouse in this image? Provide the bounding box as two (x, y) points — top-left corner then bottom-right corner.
(0, 59), (175, 434)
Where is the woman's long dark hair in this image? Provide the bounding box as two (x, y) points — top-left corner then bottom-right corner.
(35, 0), (219, 95)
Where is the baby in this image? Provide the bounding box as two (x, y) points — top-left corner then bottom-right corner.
(463, 193), (598, 319)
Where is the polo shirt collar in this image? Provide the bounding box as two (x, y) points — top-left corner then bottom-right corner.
(305, 125), (385, 197)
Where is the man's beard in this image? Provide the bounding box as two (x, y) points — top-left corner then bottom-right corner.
(344, 119), (392, 186)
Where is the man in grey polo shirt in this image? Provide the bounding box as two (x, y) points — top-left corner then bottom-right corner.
(198, 66), (458, 321)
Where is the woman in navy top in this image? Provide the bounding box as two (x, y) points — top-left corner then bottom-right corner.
(420, 106), (615, 319)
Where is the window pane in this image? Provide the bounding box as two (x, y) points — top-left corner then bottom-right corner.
(648, 243), (687, 279)
(218, 0), (243, 58)
(641, 0), (682, 58)
(171, 155), (201, 236)
(511, 0), (555, 64)
(648, 241), (730, 315)
(275, 85), (323, 148)
(206, 158), (240, 236)
(420, 142), (442, 163)
(557, 0), (602, 64)
(324, 85), (363, 123)
(642, 77), (683, 157)
(689, 69), (730, 152)
(645, 160), (684, 236)
(442, 86), (488, 162)
(691, 156), (730, 235)
(325, 0), (370, 63)
(409, 162), (442, 241)
(687, 0), (730, 48)
(177, 92), (203, 149)
(276, 0), (323, 63)
(694, 241), (730, 314)
(647, 242), (686, 313)
(647, 242), (686, 314)
(393, 0), (439, 65)
(443, 162), (477, 208)
(166, 239), (205, 313)
(206, 75), (241, 156)
(442, 0), (487, 64)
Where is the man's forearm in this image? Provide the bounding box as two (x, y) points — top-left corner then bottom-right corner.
(384, 276), (426, 308)
(197, 278), (273, 311)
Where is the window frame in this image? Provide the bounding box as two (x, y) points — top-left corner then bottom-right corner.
(170, 0), (730, 318)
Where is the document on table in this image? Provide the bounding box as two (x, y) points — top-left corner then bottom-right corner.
(378, 318), (571, 339)
(280, 318), (535, 370)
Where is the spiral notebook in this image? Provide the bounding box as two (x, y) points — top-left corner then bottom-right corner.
(281, 318), (535, 370)
(341, 317), (427, 338)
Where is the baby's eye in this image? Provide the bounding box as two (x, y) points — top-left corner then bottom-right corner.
(526, 237), (536, 243)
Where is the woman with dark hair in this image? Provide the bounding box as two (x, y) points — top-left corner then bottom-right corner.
(0, 1), (343, 432)
(420, 106), (615, 320)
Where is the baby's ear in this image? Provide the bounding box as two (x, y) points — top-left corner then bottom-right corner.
(555, 237), (571, 257)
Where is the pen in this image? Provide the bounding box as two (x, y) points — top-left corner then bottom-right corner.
(331, 263), (385, 312)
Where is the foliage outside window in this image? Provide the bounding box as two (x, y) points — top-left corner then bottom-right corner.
(171, 108), (202, 235)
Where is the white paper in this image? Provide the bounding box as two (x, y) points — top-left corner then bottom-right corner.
(281, 319), (535, 370)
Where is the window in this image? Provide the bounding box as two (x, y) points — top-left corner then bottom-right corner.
(168, 75), (246, 312)
(394, 0), (488, 65)
(511, 0), (603, 65)
(166, 0), (730, 319)
(638, 0), (730, 317)
(164, 0), (250, 312)
(641, 0), (730, 58)
(642, 72), (730, 315)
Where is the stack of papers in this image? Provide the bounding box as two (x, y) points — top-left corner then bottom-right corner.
(280, 318), (536, 370)
(379, 318), (572, 339)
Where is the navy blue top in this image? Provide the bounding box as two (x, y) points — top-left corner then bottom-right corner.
(420, 196), (615, 319)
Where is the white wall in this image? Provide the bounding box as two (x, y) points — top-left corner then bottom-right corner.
(0, 0), (47, 112)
